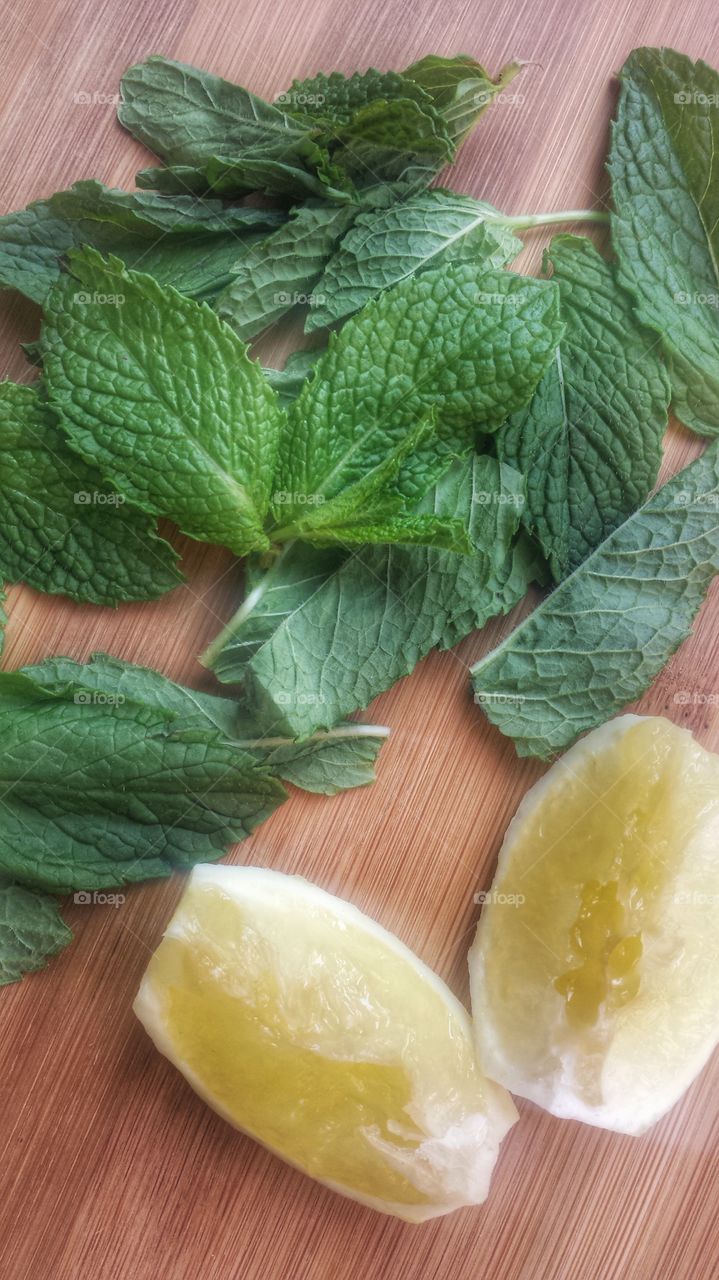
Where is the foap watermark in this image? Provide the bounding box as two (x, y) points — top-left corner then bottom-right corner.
(473, 889), (526, 907)
(674, 689), (719, 707)
(474, 490), (525, 507)
(74, 491), (126, 506)
(673, 88), (719, 107)
(73, 89), (121, 106)
(74, 290), (125, 306)
(274, 690), (326, 706)
(273, 490), (325, 506)
(274, 290), (325, 306)
(674, 490), (719, 508)
(475, 289), (525, 307)
(276, 90), (326, 109)
(73, 890), (126, 908)
(73, 691), (126, 707)
(674, 290), (719, 308)
(673, 889), (719, 907)
(472, 89), (525, 108)
(474, 691), (526, 707)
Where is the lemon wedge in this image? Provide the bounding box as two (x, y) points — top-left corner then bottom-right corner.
(135, 864), (517, 1221)
(469, 715), (719, 1135)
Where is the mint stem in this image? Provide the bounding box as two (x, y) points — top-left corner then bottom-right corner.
(231, 724), (391, 749)
(497, 209), (610, 229)
(199, 541), (296, 669)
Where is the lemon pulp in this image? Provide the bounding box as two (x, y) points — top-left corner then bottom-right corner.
(470, 715), (719, 1134)
(136, 865), (517, 1220)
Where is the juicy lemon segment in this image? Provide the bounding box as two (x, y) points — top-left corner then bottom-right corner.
(469, 715), (719, 1135)
(135, 865), (517, 1221)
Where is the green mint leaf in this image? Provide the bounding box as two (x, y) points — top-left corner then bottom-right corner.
(498, 235), (670, 579)
(135, 154), (352, 203)
(472, 443), (719, 759)
(210, 456), (539, 736)
(403, 55), (521, 145)
(275, 68), (437, 125)
(272, 410), (462, 547)
(0, 662), (287, 893)
(24, 651), (388, 799)
(609, 47), (719, 435)
(205, 542), (345, 675)
(0, 180), (284, 306)
(306, 190), (521, 330)
(329, 96), (454, 188)
(263, 349), (324, 408)
(0, 881), (72, 987)
(0, 382), (182, 604)
(215, 202), (357, 341)
(118, 56), (321, 168)
(23, 651), (255, 736)
(275, 261), (563, 520)
(248, 723), (389, 794)
(120, 57), (350, 203)
(42, 249), (284, 557)
(296, 512), (473, 553)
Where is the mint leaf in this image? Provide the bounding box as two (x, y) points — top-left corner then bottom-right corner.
(209, 456), (539, 736)
(329, 96), (453, 188)
(26, 652), (388, 796)
(263, 349), (324, 408)
(609, 47), (719, 435)
(24, 651), (249, 730)
(0, 180), (283, 305)
(205, 542), (345, 674)
(0, 382), (182, 604)
(295, 512), (473, 552)
(0, 881), (72, 986)
(273, 410), (472, 552)
(42, 249), (284, 557)
(0, 662), (288, 893)
(498, 235), (670, 579)
(306, 190), (521, 330)
(404, 55), (521, 145)
(250, 724), (389, 794)
(119, 56), (321, 168)
(215, 202), (356, 340)
(472, 443), (719, 759)
(275, 261), (563, 520)
(276, 69), (454, 189)
(275, 68), (437, 125)
(119, 57), (348, 202)
(135, 155), (351, 203)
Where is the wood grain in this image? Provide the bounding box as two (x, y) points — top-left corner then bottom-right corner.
(1, 0), (718, 1277)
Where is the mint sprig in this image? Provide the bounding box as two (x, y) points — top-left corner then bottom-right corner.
(42, 249), (562, 559)
(204, 456), (541, 736)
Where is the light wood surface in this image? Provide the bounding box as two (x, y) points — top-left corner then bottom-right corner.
(1, 1), (718, 1277)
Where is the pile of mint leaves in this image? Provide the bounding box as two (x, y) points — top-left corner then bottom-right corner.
(1, 45), (719, 986)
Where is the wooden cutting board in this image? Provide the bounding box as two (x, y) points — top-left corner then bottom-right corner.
(1, 0), (718, 1276)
